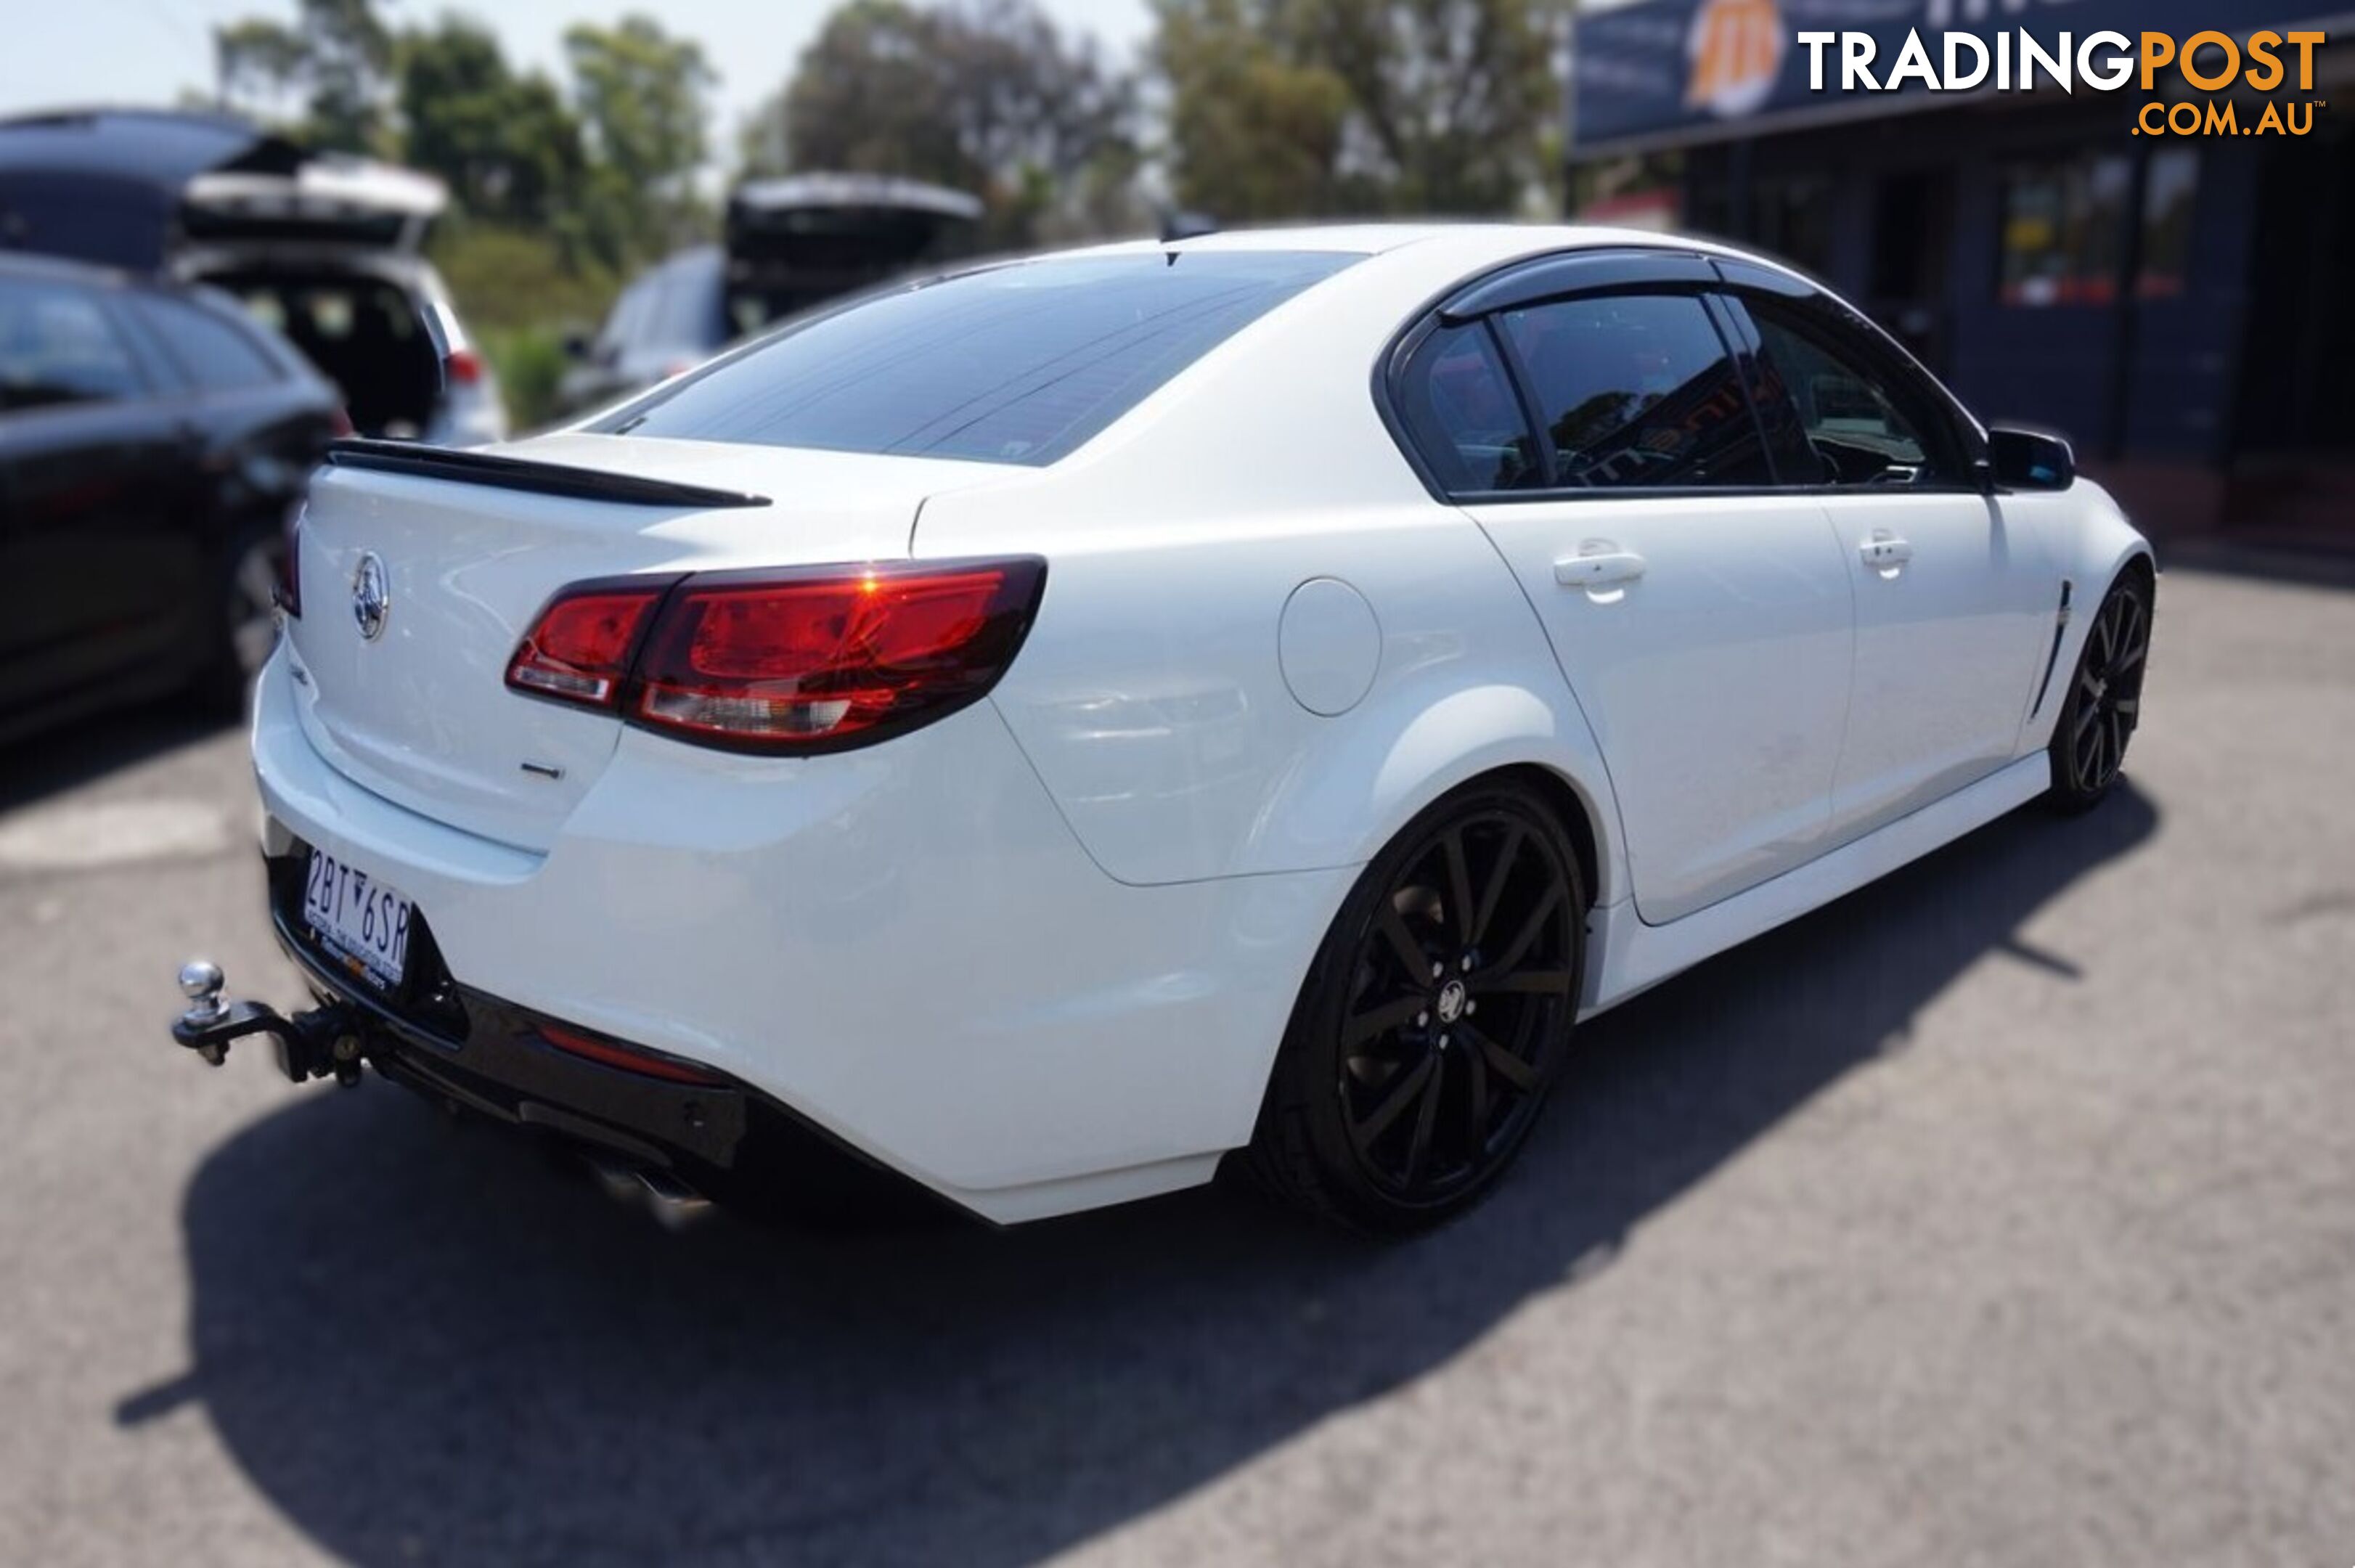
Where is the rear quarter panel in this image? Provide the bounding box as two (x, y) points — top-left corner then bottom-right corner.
(912, 244), (1628, 904)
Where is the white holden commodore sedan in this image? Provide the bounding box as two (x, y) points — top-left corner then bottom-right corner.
(170, 224), (2153, 1234)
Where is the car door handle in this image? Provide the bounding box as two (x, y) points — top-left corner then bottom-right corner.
(1554, 550), (1647, 589)
(1860, 532), (1914, 573)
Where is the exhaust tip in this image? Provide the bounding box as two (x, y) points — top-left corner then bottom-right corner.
(575, 1147), (712, 1230)
(635, 1167), (714, 1231)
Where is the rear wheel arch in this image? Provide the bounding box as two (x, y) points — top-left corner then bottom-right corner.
(1244, 766), (1594, 1230)
(1385, 745), (1615, 909)
(1476, 761), (1603, 920)
(1324, 681), (1626, 912)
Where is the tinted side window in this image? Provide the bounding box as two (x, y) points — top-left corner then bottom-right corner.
(1395, 323), (1538, 493)
(0, 279), (146, 411)
(1711, 303), (1819, 484)
(1742, 300), (1954, 487)
(598, 250), (1359, 466)
(1498, 293), (1771, 489)
(134, 297), (279, 393)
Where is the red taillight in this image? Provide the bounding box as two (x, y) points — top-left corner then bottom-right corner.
(634, 560), (1043, 751)
(504, 578), (672, 704)
(536, 1023), (728, 1085)
(445, 348), (483, 386)
(503, 558), (1045, 754)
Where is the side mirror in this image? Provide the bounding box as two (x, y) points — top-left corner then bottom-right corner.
(1987, 425), (2075, 491)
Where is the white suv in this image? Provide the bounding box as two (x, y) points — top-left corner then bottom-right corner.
(183, 244), (507, 446)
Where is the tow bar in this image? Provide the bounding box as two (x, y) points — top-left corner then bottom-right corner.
(169, 960), (370, 1085)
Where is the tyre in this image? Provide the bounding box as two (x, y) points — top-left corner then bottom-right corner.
(1246, 776), (1588, 1234)
(2046, 566), (2152, 814)
(194, 523), (285, 716)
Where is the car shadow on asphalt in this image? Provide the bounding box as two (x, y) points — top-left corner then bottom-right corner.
(138, 785), (2157, 1567)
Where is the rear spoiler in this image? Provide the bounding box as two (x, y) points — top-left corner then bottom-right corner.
(324, 439), (771, 510)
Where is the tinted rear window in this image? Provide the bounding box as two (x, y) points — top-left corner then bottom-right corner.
(595, 250), (1359, 465)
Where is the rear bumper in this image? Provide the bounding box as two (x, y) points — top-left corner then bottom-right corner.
(249, 648), (1351, 1223)
(262, 894), (940, 1217)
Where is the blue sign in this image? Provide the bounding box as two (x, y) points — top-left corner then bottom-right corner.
(1574, 0), (2322, 152)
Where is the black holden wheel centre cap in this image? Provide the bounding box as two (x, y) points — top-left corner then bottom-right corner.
(1334, 812), (1576, 1202)
(1434, 978), (1468, 1024)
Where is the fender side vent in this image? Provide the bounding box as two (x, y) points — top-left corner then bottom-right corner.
(2028, 579), (2074, 719)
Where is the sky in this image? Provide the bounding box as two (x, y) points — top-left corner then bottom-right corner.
(3, 0), (1162, 155)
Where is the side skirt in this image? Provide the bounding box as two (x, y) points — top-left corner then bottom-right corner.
(1579, 752), (2053, 1017)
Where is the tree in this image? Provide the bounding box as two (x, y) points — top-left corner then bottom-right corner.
(1153, 0), (1352, 220)
(399, 17), (584, 231)
(214, 20), (307, 114)
(563, 15), (716, 254)
(214, 0), (395, 154)
(757, 1), (962, 188)
(752, 0), (1138, 246)
(1154, 0), (1557, 220)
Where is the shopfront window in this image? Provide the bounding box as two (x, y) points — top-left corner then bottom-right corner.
(1686, 171), (1832, 277)
(1999, 155), (2131, 306)
(1752, 176), (1834, 277)
(1999, 151), (2199, 307)
(2137, 150), (2200, 300)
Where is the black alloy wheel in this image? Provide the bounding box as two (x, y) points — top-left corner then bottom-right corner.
(1247, 777), (1586, 1233)
(195, 523), (286, 715)
(226, 532), (285, 679)
(2049, 568), (2152, 812)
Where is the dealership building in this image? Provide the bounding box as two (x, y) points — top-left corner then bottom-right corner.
(1571, 0), (2355, 546)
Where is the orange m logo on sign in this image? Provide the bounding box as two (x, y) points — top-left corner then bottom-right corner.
(1686, 0), (1787, 115)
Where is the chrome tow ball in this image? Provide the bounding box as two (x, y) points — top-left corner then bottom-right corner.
(177, 962), (233, 1063)
(170, 959), (366, 1085)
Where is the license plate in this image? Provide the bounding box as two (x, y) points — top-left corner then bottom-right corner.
(301, 847), (412, 989)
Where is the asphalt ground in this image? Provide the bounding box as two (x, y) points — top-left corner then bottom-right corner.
(1, 559), (2348, 1567)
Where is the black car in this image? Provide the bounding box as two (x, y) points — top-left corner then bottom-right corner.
(0, 251), (340, 743)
